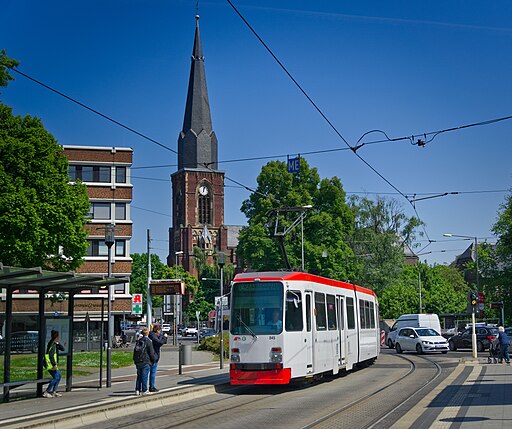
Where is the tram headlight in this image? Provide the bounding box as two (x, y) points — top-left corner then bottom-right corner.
(270, 347), (282, 363)
(231, 348), (240, 363)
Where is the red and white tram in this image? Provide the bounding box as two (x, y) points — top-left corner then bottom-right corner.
(229, 271), (380, 385)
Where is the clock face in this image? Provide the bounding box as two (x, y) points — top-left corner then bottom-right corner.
(199, 185), (209, 196)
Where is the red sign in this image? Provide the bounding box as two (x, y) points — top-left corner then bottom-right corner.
(478, 292), (485, 304)
(132, 293), (142, 304)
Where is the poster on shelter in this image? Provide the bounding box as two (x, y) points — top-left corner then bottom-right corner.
(45, 317), (71, 355)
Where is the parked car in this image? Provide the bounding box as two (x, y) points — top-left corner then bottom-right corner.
(183, 326), (198, 337)
(161, 324), (172, 334)
(199, 328), (216, 339)
(448, 326), (499, 352)
(387, 314), (442, 348)
(505, 327), (512, 337)
(395, 327), (449, 354)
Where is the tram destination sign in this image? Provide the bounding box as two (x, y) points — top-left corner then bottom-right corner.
(150, 280), (185, 296)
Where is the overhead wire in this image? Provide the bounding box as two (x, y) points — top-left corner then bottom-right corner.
(10, 68), (178, 156)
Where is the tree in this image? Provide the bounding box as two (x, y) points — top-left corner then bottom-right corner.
(349, 196), (422, 295)
(237, 159), (358, 281)
(0, 52), (90, 270)
(0, 50), (19, 92)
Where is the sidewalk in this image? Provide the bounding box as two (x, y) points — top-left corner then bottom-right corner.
(392, 358), (512, 428)
(0, 345), (230, 429)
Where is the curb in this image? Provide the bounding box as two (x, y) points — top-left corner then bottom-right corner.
(2, 382), (232, 429)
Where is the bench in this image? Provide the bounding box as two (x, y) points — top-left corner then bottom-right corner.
(1, 378), (51, 389)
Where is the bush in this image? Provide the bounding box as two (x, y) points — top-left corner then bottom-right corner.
(198, 332), (229, 357)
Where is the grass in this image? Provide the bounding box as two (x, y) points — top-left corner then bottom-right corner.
(0, 350), (133, 382)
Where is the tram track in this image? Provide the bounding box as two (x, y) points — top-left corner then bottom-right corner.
(301, 353), (443, 429)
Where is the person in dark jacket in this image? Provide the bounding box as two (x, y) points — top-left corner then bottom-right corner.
(148, 325), (168, 392)
(133, 327), (157, 395)
(43, 330), (65, 398)
(498, 326), (510, 364)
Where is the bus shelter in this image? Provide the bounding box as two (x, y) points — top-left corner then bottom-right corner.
(0, 263), (128, 401)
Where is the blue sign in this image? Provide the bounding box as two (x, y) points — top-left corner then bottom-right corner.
(287, 157), (300, 173)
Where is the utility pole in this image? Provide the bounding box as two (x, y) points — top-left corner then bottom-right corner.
(147, 229), (152, 329)
(104, 223), (115, 388)
(218, 252), (225, 369)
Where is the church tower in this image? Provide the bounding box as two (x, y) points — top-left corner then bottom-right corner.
(168, 16), (228, 274)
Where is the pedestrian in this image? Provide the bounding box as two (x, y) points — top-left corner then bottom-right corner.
(43, 329), (65, 398)
(497, 326), (510, 364)
(148, 325), (168, 392)
(133, 327), (157, 395)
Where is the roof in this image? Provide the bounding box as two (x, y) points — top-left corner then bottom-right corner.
(233, 271), (376, 297)
(0, 263), (128, 292)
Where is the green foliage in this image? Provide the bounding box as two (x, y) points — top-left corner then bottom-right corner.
(185, 287), (214, 320)
(379, 263), (468, 318)
(197, 332), (229, 357)
(0, 50), (19, 92)
(349, 196), (422, 295)
(0, 104), (90, 270)
(237, 159), (357, 280)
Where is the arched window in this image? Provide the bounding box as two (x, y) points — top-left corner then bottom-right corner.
(198, 184), (211, 225)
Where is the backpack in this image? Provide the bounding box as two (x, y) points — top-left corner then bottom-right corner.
(133, 337), (147, 363)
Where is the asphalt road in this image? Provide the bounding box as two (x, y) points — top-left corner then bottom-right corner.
(80, 349), (472, 429)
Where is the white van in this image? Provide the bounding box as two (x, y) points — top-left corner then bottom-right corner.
(387, 314), (441, 348)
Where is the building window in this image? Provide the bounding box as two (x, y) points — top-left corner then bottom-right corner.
(87, 240), (108, 256)
(198, 194), (211, 225)
(115, 203), (126, 220)
(115, 240), (126, 257)
(90, 202), (111, 220)
(116, 166), (126, 183)
(68, 165), (111, 183)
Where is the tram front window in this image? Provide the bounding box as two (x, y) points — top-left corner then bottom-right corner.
(231, 282), (284, 335)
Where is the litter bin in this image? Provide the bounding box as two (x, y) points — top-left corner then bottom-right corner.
(179, 343), (192, 365)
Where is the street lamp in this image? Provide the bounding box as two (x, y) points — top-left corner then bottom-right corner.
(444, 233), (479, 359)
(218, 252), (225, 370)
(174, 251), (184, 346)
(104, 223), (115, 388)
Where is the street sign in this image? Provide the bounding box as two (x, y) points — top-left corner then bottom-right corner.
(287, 156), (300, 173)
(132, 293), (143, 315)
(150, 280), (185, 296)
(490, 302), (503, 309)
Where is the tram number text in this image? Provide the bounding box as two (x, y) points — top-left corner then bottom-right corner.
(269, 336), (276, 340)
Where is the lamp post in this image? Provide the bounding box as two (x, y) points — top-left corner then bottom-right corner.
(104, 223), (115, 387)
(444, 233), (479, 358)
(218, 252), (225, 369)
(174, 251), (184, 346)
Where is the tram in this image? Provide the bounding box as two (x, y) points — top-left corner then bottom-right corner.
(229, 271), (380, 385)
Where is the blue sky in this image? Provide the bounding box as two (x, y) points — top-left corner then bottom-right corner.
(2, 1), (512, 266)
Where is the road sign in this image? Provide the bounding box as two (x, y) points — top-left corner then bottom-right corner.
(287, 156), (300, 173)
(132, 293), (142, 304)
(490, 302), (503, 309)
(150, 280), (185, 295)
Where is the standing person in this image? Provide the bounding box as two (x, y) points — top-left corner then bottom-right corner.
(148, 325), (168, 392)
(43, 330), (65, 398)
(498, 326), (510, 364)
(133, 327), (157, 395)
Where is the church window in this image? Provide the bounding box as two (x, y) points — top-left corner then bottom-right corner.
(198, 185), (211, 225)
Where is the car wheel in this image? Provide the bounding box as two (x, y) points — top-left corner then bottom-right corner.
(449, 341), (457, 351)
(477, 341), (484, 353)
(416, 344), (423, 354)
(441, 351), (448, 354)
(387, 339), (394, 349)
(395, 343), (403, 354)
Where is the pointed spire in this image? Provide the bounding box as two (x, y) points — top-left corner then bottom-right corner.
(178, 15), (218, 170)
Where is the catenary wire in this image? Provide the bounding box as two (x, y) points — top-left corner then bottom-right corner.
(10, 68), (178, 156)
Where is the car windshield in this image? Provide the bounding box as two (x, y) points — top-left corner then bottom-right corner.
(488, 328), (499, 335)
(230, 281), (283, 335)
(416, 328), (440, 337)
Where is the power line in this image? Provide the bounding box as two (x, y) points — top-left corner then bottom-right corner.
(131, 205), (172, 218)
(10, 68), (178, 156)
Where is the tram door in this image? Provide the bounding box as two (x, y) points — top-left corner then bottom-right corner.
(336, 296), (346, 366)
(305, 292), (314, 374)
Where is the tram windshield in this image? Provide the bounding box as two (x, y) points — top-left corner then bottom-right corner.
(231, 282), (284, 335)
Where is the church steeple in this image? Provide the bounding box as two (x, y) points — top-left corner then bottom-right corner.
(178, 15), (218, 171)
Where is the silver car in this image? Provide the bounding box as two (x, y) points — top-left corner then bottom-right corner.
(395, 327), (449, 354)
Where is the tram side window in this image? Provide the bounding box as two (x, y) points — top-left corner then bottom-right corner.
(315, 292), (327, 331)
(285, 291), (303, 332)
(370, 302), (376, 329)
(365, 301), (371, 329)
(359, 300), (366, 329)
(306, 294), (312, 332)
(346, 297), (356, 329)
(326, 294), (337, 330)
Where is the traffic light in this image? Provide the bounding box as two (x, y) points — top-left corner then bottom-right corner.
(470, 290), (478, 306)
